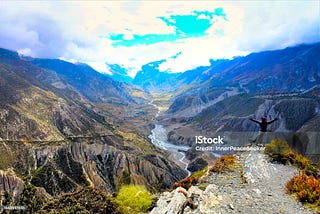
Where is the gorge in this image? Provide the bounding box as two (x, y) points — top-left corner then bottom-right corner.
(0, 42), (320, 213)
(148, 102), (191, 176)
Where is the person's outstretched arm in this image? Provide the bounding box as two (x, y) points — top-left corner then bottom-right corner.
(267, 118), (278, 124)
(249, 118), (260, 124)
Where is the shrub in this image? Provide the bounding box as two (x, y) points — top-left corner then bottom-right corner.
(115, 185), (153, 214)
(264, 139), (295, 164)
(210, 155), (236, 173)
(172, 174), (199, 190)
(291, 154), (319, 176)
(266, 139), (320, 211)
(173, 156), (236, 190)
(198, 184), (208, 191)
(173, 166), (209, 190)
(265, 139), (319, 176)
(192, 166), (209, 180)
(286, 171), (320, 211)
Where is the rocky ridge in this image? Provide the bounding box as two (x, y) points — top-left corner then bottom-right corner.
(0, 169), (24, 203)
(151, 148), (316, 214)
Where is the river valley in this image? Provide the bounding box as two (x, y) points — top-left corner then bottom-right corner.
(148, 102), (191, 176)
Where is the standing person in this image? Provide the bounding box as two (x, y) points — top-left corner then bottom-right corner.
(250, 117), (278, 132)
(249, 116), (278, 143)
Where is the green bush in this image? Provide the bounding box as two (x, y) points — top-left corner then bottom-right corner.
(264, 139), (295, 164)
(115, 185), (153, 214)
(292, 154), (319, 176)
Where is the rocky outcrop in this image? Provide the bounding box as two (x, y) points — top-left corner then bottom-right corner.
(151, 187), (193, 214)
(71, 140), (187, 193)
(0, 169), (24, 203)
(28, 136), (187, 196)
(0, 136), (187, 199)
(165, 88), (239, 118)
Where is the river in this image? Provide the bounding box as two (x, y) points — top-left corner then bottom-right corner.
(148, 102), (191, 176)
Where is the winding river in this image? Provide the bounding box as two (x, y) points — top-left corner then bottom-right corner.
(148, 102), (191, 176)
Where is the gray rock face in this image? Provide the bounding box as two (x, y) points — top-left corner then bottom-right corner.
(151, 187), (189, 214)
(0, 169), (24, 202)
(0, 138), (187, 199)
(30, 140), (187, 196)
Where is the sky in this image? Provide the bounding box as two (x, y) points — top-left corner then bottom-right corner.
(0, 1), (319, 77)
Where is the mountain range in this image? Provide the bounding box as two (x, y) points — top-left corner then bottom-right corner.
(0, 47), (186, 206)
(154, 43), (320, 168)
(0, 42), (319, 212)
(133, 43), (320, 93)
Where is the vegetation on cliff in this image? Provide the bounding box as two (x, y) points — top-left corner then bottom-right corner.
(115, 185), (153, 214)
(39, 187), (119, 213)
(17, 182), (45, 213)
(265, 139), (319, 176)
(173, 155), (236, 190)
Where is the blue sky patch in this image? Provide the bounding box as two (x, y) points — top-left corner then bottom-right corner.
(109, 8), (227, 47)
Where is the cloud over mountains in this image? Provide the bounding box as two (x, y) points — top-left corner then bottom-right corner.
(1, 1), (319, 76)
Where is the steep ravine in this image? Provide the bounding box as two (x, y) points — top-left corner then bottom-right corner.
(0, 134), (188, 203)
(29, 137), (187, 195)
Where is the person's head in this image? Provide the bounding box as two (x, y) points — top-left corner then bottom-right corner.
(261, 116), (267, 121)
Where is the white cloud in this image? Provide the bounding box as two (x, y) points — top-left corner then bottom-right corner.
(86, 62), (112, 75)
(17, 48), (33, 56)
(0, 1), (319, 76)
(159, 1), (320, 73)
